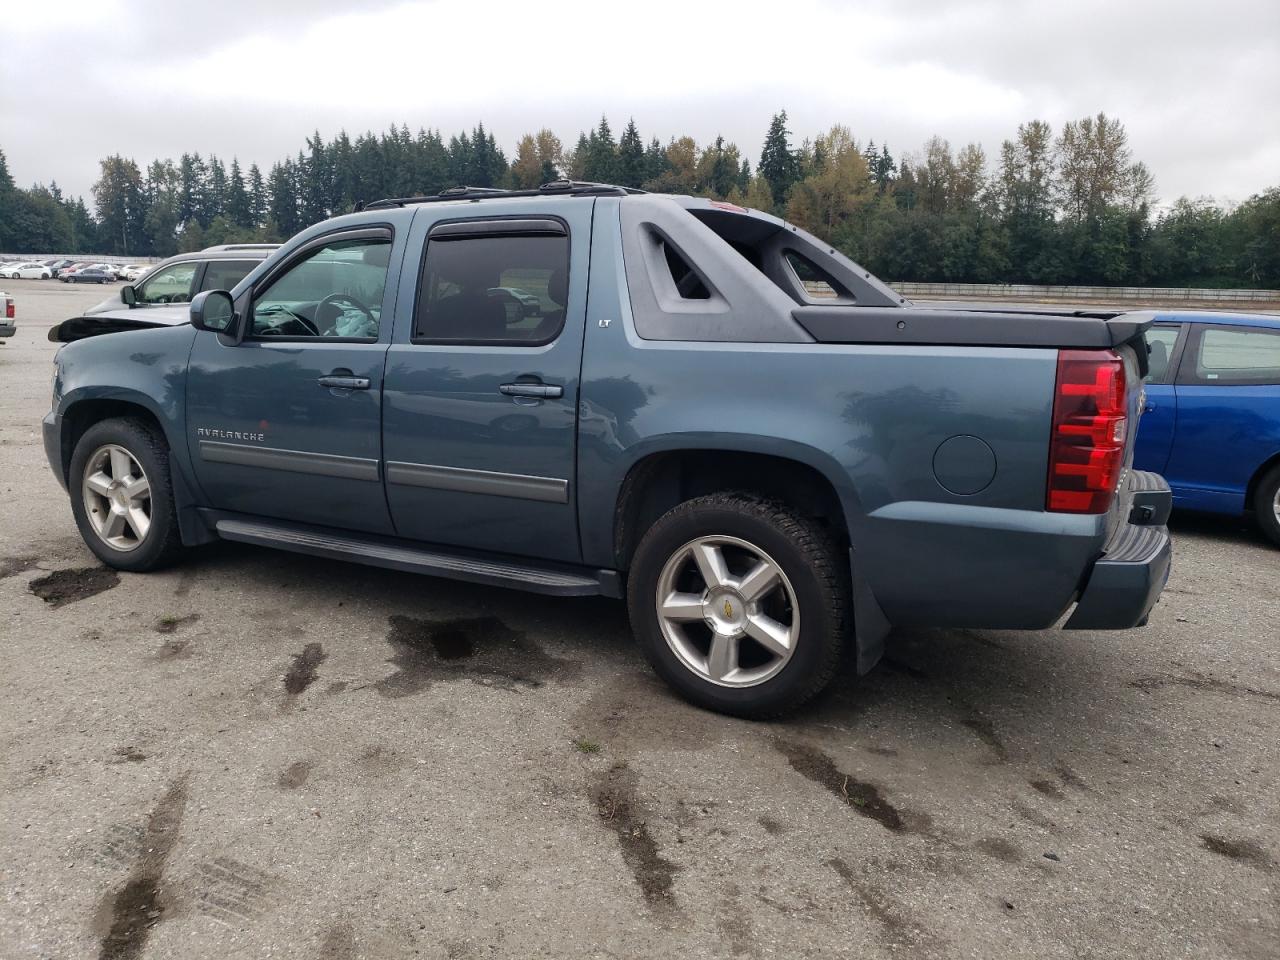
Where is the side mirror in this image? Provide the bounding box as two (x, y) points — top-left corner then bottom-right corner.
(121, 285), (136, 306)
(190, 290), (236, 333)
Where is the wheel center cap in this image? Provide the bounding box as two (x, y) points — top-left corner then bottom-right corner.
(705, 588), (746, 633)
(109, 483), (129, 510)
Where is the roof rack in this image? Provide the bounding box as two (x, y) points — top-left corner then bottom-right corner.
(358, 179), (644, 211)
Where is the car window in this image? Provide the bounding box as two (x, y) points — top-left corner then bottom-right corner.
(414, 232), (570, 344)
(1143, 327), (1181, 383)
(201, 259), (257, 293)
(1193, 326), (1280, 384)
(250, 236), (390, 340)
(136, 262), (198, 304)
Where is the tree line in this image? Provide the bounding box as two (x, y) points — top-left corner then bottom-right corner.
(1, 112), (1276, 288)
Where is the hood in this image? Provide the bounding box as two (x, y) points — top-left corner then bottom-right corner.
(48, 304), (191, 342)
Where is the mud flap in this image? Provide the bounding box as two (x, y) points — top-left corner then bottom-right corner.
(851, 547), (890, 674)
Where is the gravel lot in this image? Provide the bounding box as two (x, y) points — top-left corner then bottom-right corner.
(1, 280), (1277, 960)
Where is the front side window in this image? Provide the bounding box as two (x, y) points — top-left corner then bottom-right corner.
(414, 232), (570, 344)
(250, 236), (391, 339)
(1193, 326), (1280, 384)
(1143, 326), (1181, 383)
(136, 262), (198, 304)
(201, 259), (257, 293)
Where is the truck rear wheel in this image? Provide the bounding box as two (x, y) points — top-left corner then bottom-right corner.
(627, 493), (849, 718)
(69, 417), (184, 572)
(1254, 465), (1280, 548)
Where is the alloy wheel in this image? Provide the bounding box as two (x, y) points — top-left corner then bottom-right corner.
(81, 444), (152, 551)
(655, 535), (799, 687)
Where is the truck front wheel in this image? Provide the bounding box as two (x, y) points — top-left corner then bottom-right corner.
(69, 417), (184, 572)
(1254, 464), (1280, 548)
(627, 493), (850, 718)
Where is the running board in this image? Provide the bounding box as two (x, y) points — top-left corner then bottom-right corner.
(212, 517), (617, 597)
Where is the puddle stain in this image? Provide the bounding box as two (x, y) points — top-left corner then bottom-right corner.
(155, 638), (192, 661)
(1199, 834), (1276, 872)
(376, 615), (579, 698)
(319, 921), (356, 959)
(774, 740), (909, 833)
(1131, 673), (1280, 703)
(590, 762), (681, 918)
(193, 857), (275, 926)
(95, 775), (190, 960)
(154, 614), (199, 635)
(284, 643), (328, 697)
(1029, 779), (1064, 800)
(109, 747), (148, 764)
(758, 816), (784, 836)
(974, 837), (1023, 863)
(0, 555), (40, 579)
(278, 760), (313, 790)
(952, 700), (1008, 761)
(826, 857), (936, 951)
(31, 567), (119, 608)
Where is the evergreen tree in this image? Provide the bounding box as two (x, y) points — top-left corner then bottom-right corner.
(267, 161), (299, 236)
(226, 158), (251, 227)
(247, 163), (267, 227)
(759, 111), (799, 208)
(583, 116), (617, 183)
(617, 119), (645, 188)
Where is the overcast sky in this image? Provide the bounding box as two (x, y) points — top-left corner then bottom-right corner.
(3, 0), (1277, 209)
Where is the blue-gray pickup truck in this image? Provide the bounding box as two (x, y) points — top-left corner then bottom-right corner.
(44, 182), (1172, 717)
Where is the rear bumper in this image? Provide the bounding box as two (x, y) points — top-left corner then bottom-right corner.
(1064, 471), (1172, 629)
(0, 322), (15, 339)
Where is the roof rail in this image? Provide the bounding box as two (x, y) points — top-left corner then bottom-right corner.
(201, 243), (280, 251)
(359, 180), (644, 211)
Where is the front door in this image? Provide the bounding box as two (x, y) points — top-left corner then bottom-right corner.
(381, 200), (592, 562)
(186, 226), (402, 535)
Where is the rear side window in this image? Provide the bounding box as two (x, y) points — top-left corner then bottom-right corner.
(136, 262), (198, 304)
(1143, 327), (1181, 383)
(414, 232), (570, 344)
(1193, 326), (1280, 384)
(201, 259), (257, 293)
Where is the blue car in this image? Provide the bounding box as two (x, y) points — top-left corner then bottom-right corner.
(1135, 311), (1280, 545)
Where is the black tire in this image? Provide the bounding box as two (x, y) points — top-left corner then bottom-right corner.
(68, 417), (184, 572)
(1253, 465), (1280, 547)
(627, 492), (850, 719)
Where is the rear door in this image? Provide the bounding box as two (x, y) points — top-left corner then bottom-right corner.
(1133, 323), (1186, 474)
(186, 224), (404, 534)
(381, 199), (593, 562)
(1164, 322), (1280, 512)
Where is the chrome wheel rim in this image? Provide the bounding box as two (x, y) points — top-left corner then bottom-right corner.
(655, 535), (799, 688)
(1273, 485), (1280, 527)
(82, 444), (152, 552)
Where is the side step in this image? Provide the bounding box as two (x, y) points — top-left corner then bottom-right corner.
(212, 517), (617, 597)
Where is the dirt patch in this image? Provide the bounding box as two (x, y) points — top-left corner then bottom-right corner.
(110, 747), (148, 764)
(774, 739), (914, 833)
(278, 761), (313, 790)
(375, 615), (579, 698)
(356, 745), (402, 777)
(590, 762), (681, 918)
(30, 566), (119, 607)
(1199, 834), (1276, 872)
(975, 837), (1023, 863)
(1131, 673), (1280, 703)
(193, 856), (275, 925)
(154, 613), (199, 635)
(284, 643), (327, 698)
(95, 775), (190, 960)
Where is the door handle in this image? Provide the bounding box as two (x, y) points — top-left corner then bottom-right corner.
(1144, 403), (1156, 413)
(318, 374), (371, 390)
(499, 382), (563, 399)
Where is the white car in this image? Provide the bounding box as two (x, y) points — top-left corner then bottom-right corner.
(3, 262), (52, 279)
(117, 264), (148, 281)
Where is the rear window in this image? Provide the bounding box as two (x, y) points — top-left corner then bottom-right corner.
(414, 233), (570, 344)
(1194, 327), (1280, 384)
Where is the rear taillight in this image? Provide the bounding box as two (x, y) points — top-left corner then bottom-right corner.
(1046, 349), (1127, 514)
(5, 300), (13, 320)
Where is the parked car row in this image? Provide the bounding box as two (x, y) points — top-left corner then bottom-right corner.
(0, 258), (153, 282)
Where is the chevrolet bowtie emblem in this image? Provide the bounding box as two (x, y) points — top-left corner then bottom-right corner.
(723, 599), (734, 618)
